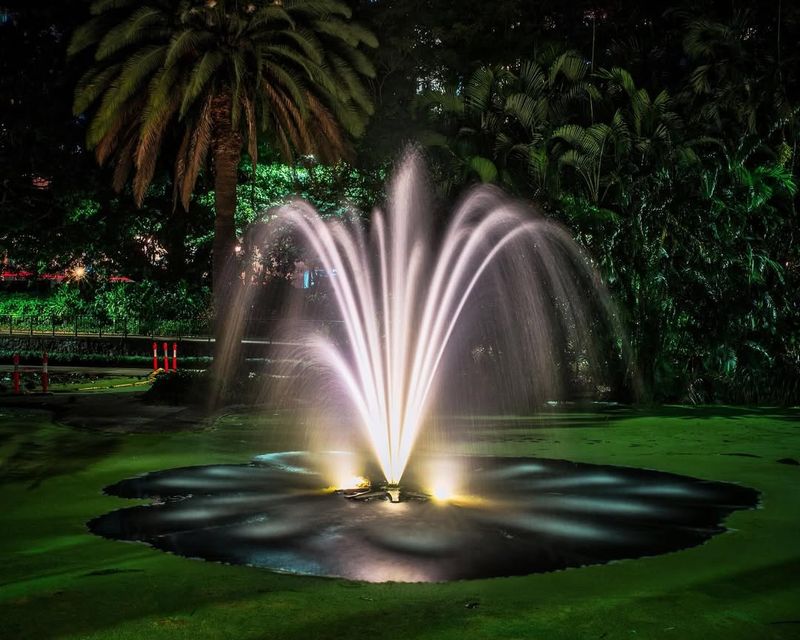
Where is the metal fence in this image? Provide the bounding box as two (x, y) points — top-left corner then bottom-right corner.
(1, 314), (211, 340)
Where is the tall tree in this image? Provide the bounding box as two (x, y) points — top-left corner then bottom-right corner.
(69, 0), (377, 338)
(417, 27), (798, 402)
(414, 48), (591, 199)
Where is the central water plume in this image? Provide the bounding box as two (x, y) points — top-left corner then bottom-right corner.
(228, 152), (621, 487)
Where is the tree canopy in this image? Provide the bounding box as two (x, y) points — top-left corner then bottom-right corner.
(1, 0), (798, 402)
(66, 0), (377, 342)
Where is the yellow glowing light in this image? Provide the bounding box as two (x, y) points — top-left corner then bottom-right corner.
(323, 451), (370, 491)
(350, 476), (371, 490)
(448, 494), (490, 509)
(430, 479), (456, 503)
(71, 265), (87, 281)
(334, 474), (370, 491)
(425, 458), (462, 504)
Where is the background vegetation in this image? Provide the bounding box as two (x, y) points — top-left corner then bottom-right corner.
(1, 0), (798, 403)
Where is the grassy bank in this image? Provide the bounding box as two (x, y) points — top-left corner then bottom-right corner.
(0, 404), (798, 639)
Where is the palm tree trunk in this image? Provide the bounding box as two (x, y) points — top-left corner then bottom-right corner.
(210, 92), (243, 358)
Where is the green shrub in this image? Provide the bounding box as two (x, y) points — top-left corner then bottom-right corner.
(0, 281), (211, 335)
(145, 369), (209, 405)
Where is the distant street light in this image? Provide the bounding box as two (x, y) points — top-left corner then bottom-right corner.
(70, 265), (87, 281)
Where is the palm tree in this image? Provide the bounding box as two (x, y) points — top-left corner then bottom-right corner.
(415, 48), (589, 199)
(551, 67), (686, 206)
(69, 0), (377, 334)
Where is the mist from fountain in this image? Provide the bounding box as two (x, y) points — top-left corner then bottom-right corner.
(220, 151), (624, 489)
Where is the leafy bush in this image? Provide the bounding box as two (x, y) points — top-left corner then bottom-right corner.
(0, 281), (211, 335)
(145, 368), (275, 406)
(145, 369), (209, 405)
(0, 349), (211, 368)
(0, 287), (84, 319)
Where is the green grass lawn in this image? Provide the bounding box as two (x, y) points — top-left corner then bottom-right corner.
(0, 403), (798, 639)
(48, 375), (151, 393)
(1, 374), (150, 395)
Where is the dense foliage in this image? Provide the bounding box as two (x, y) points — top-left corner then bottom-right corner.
(68, 0), (376, 342)
(415, 12), (799, 402)
(0, 281), (210, 336)
(1, 0), (798, 402)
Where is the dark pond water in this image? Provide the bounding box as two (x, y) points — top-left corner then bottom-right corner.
(90, 452), (758, 582)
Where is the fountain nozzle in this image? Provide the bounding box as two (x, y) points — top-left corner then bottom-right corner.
(385, 484), (401, 503)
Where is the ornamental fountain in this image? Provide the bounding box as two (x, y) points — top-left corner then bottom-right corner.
(90, 152), (758, 582)
(222, 150), (621, 499)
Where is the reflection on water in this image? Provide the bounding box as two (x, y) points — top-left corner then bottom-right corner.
(90, 452), (758, 583)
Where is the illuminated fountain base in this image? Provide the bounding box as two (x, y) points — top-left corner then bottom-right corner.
(89, 452), (758, 583)
(342, 483), (429, 503)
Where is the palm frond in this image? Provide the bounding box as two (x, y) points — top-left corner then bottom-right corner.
(180, 95), (213, 209)
(73, 0), (376, 209)
(468, 156), (498, 183)
(165, 30), (214, 67)
(73, 64), (122, 115)
(95, 6), (166, 60)
(180, 50), (224, 117)
(90, 0), (138, 16)
(282, 0), (351, 20)
(68, 17), (107, 57)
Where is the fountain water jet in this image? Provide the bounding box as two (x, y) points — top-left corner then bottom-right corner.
(230, 150), (624, 489)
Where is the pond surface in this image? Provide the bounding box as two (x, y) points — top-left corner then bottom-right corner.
(90, 452), (759, 582)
